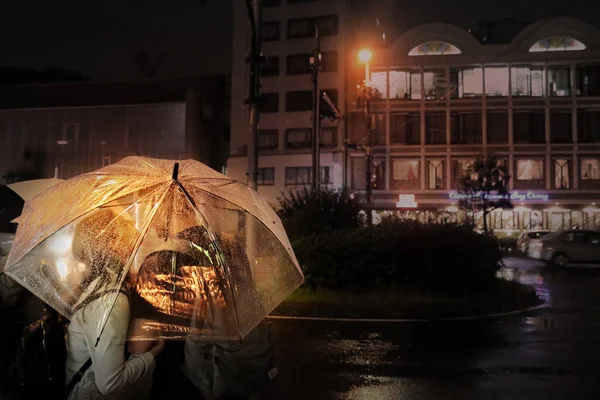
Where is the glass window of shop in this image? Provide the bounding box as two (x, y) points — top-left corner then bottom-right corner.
(391, 113), (421, 145)
(516, 159), (545, 189)
(577, 110), (600, 143)
(550, 111), (573, 143)
(424, 69), (447, 100)
(553, 159), (570, 189)
(450, 67), (483, 98)
(548, 66), (571, 97)
(450, 112), (482, 144)
(550, 211), (571, 231)
(389, 70), (421, 100)
(580, 158), (600, 190)
(514, 112), (545, 144)
(489, 210), (517, 230)
(521, 210), (545, 230)
(485, 67), (509, 97)
(511, 65), (544, 97)
(372, 159), (386, 190)
(487, 112), (509, 143)
(576, 64), (600, 96)
(425, 113), (446, 144)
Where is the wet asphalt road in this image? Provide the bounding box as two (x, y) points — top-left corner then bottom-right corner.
(261, 257), (600, 400)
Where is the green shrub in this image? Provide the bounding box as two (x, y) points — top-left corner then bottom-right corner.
(292, 221), (503, 294)
(277, 186), (361, 242)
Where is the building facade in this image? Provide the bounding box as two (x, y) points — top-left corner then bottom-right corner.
(0, 76), (230, 182)
(229, 4), (600, 233)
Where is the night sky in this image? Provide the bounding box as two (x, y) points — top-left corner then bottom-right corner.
(2, 0), (600, 82)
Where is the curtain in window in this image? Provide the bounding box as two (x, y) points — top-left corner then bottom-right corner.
(517, 159), (543, 180)
(554, 159), (570, 189)
(428, 160), (444, 189)
(393, 160), (419, 181)
(581, 159), (600, 179)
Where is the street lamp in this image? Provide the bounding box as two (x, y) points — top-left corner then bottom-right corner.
(357, 48), (372, 82)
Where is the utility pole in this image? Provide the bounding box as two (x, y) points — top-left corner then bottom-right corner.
(245, 0), (262, 190)
(361, 54), (373, 226)
(310, 26), (321, 191)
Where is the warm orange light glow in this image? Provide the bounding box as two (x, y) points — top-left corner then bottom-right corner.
(358, 49), (372, 64)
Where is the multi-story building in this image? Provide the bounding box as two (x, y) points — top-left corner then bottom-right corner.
(229, 5), (600, 233)
(0, 76), (230, 182)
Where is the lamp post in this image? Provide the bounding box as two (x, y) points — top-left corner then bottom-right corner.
(245, 0), (262, 191)
(357, 48), (374, 226)
(310, 26), (321, 192)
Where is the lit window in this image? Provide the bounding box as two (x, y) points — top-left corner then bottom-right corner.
(393, 159), (420, 181)
(517, 159), (544, 180)
(427, 160), (444, 189)
(581, 158), (600, 180)
(485, 67), (509, 96)
(554, 159), (570, 189)
(529, 37), (586, 52)
(370, 71), (388, 98)
(511, 66), (544, 97)
(457, 68), (482, 98)
(408, 42), (461, 56)
(389, 70), (421, 100)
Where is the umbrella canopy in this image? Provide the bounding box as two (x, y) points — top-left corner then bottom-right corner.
(7, 178), (65, 202)
(4, 157), (304, 341)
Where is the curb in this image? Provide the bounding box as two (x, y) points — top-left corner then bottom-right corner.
(268, 302), (549, 323)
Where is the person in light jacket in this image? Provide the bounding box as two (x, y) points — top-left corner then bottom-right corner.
(65, 208), (164, 400)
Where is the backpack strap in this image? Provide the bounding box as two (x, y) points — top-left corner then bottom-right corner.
(64, 358), (91, 399)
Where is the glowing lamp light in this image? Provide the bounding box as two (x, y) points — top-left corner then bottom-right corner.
(358, 49), (372, 64)
(51, 233), (73, 256)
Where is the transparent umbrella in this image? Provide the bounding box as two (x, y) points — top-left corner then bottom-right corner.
(3, 157), (304, 341)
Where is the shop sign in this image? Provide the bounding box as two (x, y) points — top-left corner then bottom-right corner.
(396, 194), (418, 208)
(448, 191), (549, 202)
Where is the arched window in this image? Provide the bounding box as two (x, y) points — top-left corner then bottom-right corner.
(408, 42), (462, 56)
(529, 37), (586, 52)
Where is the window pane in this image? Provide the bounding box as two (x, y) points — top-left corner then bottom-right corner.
(285, 167), (311, 185)
(485, 67), (509, 96)
(392, 159), (420, 181)
(576, 64), (600, 96)
(319, 166), (331, 184)
(425, 114), (446, 144)
(286, 91), (312, 112)
(581, 159), (600, 179)
(370, 71), (388, 98)
(550, 111), (572, 143)
(262, 21), (280, 41)
(389, 70), (408, 99)
(258, 129), (278, 149)
(554, 159), (570, 189)
(456, 67), (483, 98)
(260, 93), (279, 113)
(487, 112), (508, 143)
(371, 114), (385, 145)
(453, 159), (475, 181)
(423, 69), (446, 100)
(514, 112), (545, 143)
(427, 160), (444, 189)
(577, 110), (600, 143)
(451, 112), (482, 144)
(286, 128), (311, 148)
(549, 67), (571, 97)
(258, 168), (275, 185)
(391, 113), (420, 144)
(286, 54), (311, 75)
(287, 18), (312, 39)
(517, 159), (544, 180)
(410, 71), (422, 100)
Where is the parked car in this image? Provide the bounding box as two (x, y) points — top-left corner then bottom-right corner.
(539, 230), (600, 267)
(517, 230), (549, 254)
